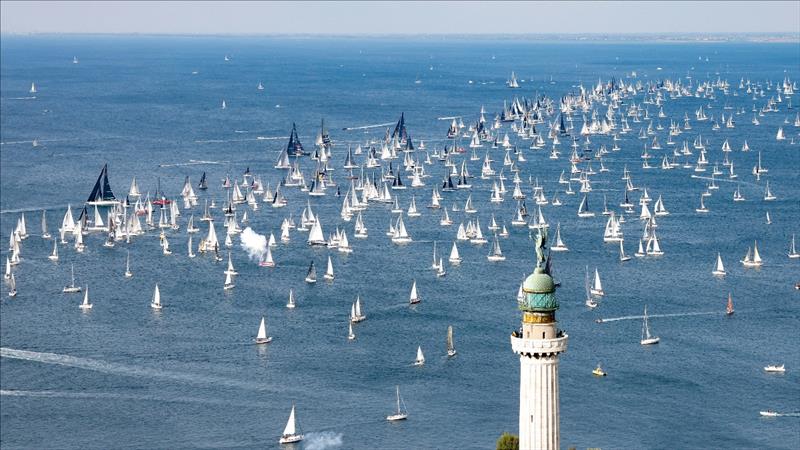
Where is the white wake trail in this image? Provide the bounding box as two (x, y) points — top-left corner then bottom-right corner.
(1, 348), (268, 392)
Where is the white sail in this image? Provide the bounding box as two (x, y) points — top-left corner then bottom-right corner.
(449, 241), (461, 263)
(307, 217), (326, 245)
(713, 253), (726, 275)
(80, 287), (92, 309)
(591, 268), (604, 296)
(409, 280), (419, 304)
(256, 317), (270, 342)
(282, 405), (298, 437)
(414, 346), (425, 365)
(324, 255), (335, 280)
(753, 241), (762, 264)
(150, 284), (162, 309)
(447, 325), (456, 357)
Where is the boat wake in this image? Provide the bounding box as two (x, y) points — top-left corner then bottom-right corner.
(194, 136), (286, 143)
(341, 122), (395, 131)
(0, 205), (65, 215)
(0, 347), (269, 392)
(0, 389), (268, 408)
(597, 311), (721, 322)
(304, 432), (344, 450)
(6, 96), (37, 100)
(158, 160), (227, 168)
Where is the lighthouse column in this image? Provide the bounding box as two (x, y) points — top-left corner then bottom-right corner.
(511, 229), (567, 450)
(517, 349), (563, 450)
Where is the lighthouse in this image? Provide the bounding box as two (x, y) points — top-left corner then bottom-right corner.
(510, 229), (568, 450)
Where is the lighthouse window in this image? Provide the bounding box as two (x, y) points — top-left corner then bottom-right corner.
(542, 332), (546, 338)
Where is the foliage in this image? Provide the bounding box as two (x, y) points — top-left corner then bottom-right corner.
(496, 432), (519, 450)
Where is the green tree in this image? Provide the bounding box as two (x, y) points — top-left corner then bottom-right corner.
(496, 432), (519, 450)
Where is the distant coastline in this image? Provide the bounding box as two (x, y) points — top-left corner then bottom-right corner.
(1, 32), (798, 43)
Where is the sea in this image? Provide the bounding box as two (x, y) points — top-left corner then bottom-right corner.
(1, 36), (799, 449)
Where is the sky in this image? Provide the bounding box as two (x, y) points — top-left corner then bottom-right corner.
(1, 1), (799, 35)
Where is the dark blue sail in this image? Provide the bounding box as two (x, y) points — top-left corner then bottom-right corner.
(392, 112), (408, 143)
(86, 164), (117, 203)
(287, 122), (309, 156)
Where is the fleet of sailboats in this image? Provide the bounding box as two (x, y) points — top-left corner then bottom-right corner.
(4, 57), (798, 441)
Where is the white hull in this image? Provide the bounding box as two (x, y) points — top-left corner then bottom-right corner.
(386, 413), (408, 421)
(279, 434), (304, 444)
(640, 337), (660, 345)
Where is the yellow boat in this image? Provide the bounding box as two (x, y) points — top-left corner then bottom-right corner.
(592, 364), (607, 377)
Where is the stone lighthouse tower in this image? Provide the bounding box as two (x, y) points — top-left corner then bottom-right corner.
(510, 230), (568, 450)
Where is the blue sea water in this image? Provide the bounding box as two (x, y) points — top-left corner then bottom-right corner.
(1, 36), (799, 449)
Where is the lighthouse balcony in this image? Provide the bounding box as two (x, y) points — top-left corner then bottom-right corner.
(510, 333), (568, 357)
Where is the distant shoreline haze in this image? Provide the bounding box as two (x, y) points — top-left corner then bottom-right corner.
(1, 32), (798, 43)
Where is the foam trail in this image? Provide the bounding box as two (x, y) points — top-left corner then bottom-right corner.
(304, 432), (344, 450)
(0, 389), (268, 408)
(239, 227), (267, 261)
(341, 122), (394, 131)
(158, 160), (227, 168)
(437, 116), (461, 120)
(255, 136), (288, 140)
(0, 348), (268, 392)
(195, 136), (287, 143)
(0, 205), (66, 215)
(597, 311), (721, 323)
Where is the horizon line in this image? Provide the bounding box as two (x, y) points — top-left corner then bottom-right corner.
(2, 31), (799, 40)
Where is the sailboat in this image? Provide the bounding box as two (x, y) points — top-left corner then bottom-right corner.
(448, 241), (462, 264)
(764, 182), (776, 201)
(63, 264), (81, 293)
(487, 234), (506, 261)
(584, 267), (597, 308)
(726, 293), (734, 315)
(741, 241), (763, 267)
(640, 306), (660, 345)
(591, 268), (604, 296)
(259, 246), (275, 267)
(324, 255), (335, 281)
(789, 234), (799, 259)
(577, 194), (595, 218)
(286, 289), (296, 309)
(8, 273), (17, 297)
(446, 325), (457, 357)
(712, 253), (726, 276)
(48, 239), (59, 261)
(278, 404), (304, 444)
(619, 240), (631, 262)
(125, 251), (133, 278)
(79, 286), (93, 310)
(305, 261), (317, 283)
(223, 271), (235, 290)
(30, 82), (37, 94)
(41, 210), (51, 239)
(696, 195), (709, 213)
(409, 279), (420, 304)
(86, 163), (118, 206)
(413, 346), (425, 366)
(350, 295), (366, 322)
(150, 284), (162, 310)
(254, 317), (272, 344)
(386, 386), (409, 421)
(551, 223), (568, 252)
(347, 321), (356, 340)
